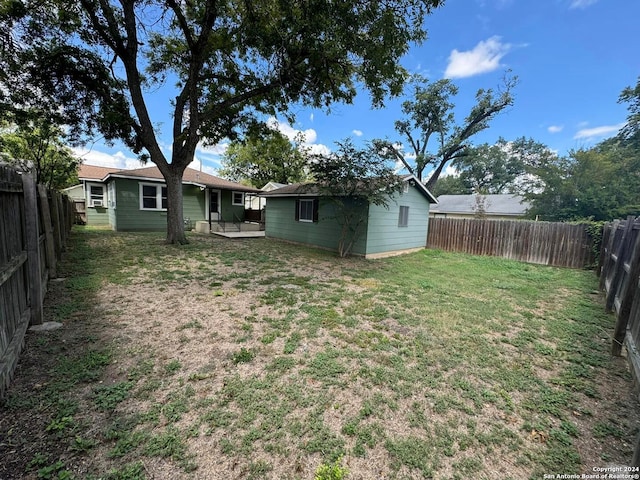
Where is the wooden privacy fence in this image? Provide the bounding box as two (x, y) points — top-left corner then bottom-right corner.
(427, 217), (595, 268)
(0, 164), (73, 398)
(598, 216), (640, 465)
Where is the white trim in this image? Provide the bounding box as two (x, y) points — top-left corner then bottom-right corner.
(107, 182), (116, 209)
(139, 182), (167, 211)
(86, 182), (106, 208)
(232, 191), (245, 206)
(208, 189), (221, 221)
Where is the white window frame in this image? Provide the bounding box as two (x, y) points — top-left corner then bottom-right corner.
(398, 205), (409, 227)
(232, 191), (245, 206)
(298, 198), (315, 223)
(107, 182), (116, 209)
(87, 182), (105, 208)
(139, 182), (168, 211)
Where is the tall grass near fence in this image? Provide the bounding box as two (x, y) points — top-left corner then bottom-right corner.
(427, 217), (596, 268)
(0, 164), (73, 398)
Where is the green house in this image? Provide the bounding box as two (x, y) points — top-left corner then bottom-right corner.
(260, 175), (437, 258)
(71, 164), (261, 232)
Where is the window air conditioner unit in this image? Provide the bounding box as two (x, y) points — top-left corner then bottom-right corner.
(91, 199), (103, 207)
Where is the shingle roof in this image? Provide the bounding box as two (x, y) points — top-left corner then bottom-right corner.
(260, 175), (437, 203)
(78, 164), (259, 192)
(431, 194), (529, 216)
(78, 164), (118, 180)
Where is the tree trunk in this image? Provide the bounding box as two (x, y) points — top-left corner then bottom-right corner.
(164, 167), (188, 245)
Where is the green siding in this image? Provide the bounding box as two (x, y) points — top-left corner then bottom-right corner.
(220, 190), (245, 222)
(86, 206), (110, 226)
(112, 179), (206, 232)
(265, 197), (368, 255)
(365, 185), (430, 255)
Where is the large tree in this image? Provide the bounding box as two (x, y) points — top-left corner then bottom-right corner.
(375, 74), (516, 191)
(618, 76), (640, 149)
(454, 139), (525, 194)
(0, 118), (80, 190)
(1, 0), (444, 244)
(516, 136), (640, 221)
(219, 129), (308, 188)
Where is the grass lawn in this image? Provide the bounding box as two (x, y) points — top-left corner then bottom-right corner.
(0, 228), (637, 480)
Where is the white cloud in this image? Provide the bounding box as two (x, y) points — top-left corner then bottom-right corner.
(569, 0), (598, 9)
(444, 36), (512, 79)
(548, 125), (564, 133)
(196, 142), (229, 158)
(72, 147), (143, 170)
(267, 117), (317, 144)
(352, 129), (363, 137)
(309, 113), (314, 122)
(267, 117), (332, 156)
(573, 123), (625, 140)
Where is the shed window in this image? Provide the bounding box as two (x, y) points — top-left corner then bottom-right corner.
(232, 191), (245, 206)
(140, 183), (168, 210)
(398, 206), (409, 227)
(295, 198), (318, 223)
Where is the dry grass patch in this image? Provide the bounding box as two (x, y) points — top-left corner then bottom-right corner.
(0, 229), (638, 480)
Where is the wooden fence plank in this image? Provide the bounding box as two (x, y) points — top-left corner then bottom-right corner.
(23, 174), (43, 326)
(426, 218), (595, 268)
(37, 185), (56, 279)
(612, 227), (640, 355)
(606, 216), (636, 312)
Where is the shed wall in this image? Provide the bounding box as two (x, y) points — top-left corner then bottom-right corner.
(365, 186), (430, 255)
(265, 197), (368, 255)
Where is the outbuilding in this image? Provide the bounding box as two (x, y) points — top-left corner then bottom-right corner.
(260, 175), (437, 258)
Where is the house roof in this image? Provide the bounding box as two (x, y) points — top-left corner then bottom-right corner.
(261, 181), (287, 191)
(78, 164), (259, 192)
(260, 174), (437, 203)
(431, 194), (530, 216)
(78, 164), (118, 181)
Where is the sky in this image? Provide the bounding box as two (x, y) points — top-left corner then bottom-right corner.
(74, 0), (640, 179)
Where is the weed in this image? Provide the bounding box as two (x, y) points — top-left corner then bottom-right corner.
(232, 347), (256, 364)
(314, 457), (349, 480)
(103, 461), (145, 480)
(93, 382), (134, 411)
(164, 360), (182, 374)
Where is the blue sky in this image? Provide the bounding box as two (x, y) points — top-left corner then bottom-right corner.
(75, 0), (639, 178)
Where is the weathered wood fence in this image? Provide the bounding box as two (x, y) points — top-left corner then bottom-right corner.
(0, 164), (73, 398)
(598, 216), (640, 465)
(427, 217), (595, 268)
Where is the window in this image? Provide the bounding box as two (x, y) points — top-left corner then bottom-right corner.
(88, 183), (105, 207)
(295, 198), (318, 223)
(108, 182), (116, 209)
(139, 183), (168, 210)
(398, 205), (409, 227)
(232, 191), (244, 206)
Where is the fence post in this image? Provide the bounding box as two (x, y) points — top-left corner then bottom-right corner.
(597, 224), (612, 278)
(37, 184), (57, 279)
(22, 173), (43, 326)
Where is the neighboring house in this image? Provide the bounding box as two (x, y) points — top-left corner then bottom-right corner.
(260, 175), (437, 259)
(67, 164), (260, 231)
(430, 194), (530, 220)
(245, 181), (286, 210)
